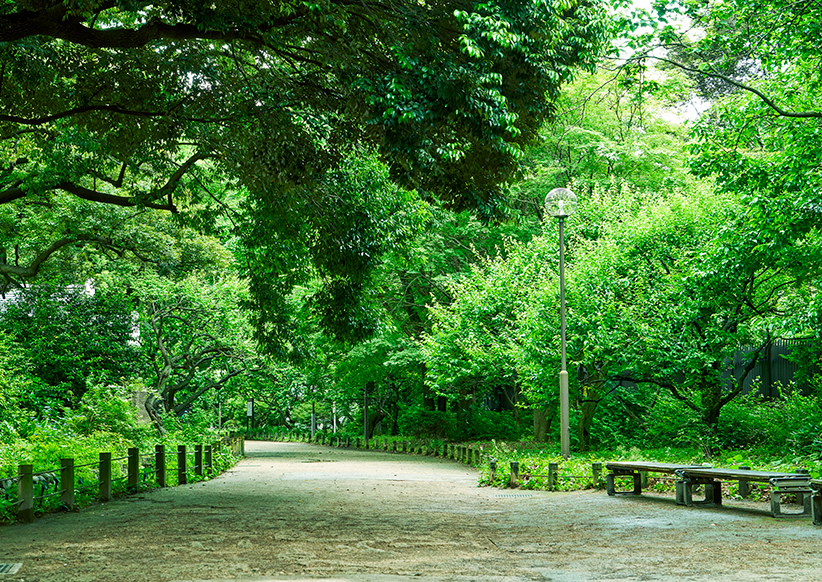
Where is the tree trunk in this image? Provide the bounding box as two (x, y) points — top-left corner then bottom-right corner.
(143, 394), (167, 436)
(578, 397), (598, 452)
(533, 408), (554, 442)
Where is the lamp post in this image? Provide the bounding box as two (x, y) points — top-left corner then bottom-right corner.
(544, 187), (578, 460)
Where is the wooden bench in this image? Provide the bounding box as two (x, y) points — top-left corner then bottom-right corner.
(675, 467), (811, 518)
(605, 461), (709, 496)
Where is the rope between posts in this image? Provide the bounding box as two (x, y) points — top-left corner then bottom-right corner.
(72, 460), (103, 470)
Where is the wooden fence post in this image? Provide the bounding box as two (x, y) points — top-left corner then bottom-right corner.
(490, 460), (497, 483)
(60, 458), (75, 510)
(177, 445), (187, 485)
(592, 462), (602, 488)
(18, 464), (34, 523)
(205, 445), (213, 475)
(194, 445), (203, 477)
(156, 444), (166, 487)
(127, 448), (140, 492)
(509, 461), (519, 489)
(99, 452), (112, 501)
(548, 462), (558, 491)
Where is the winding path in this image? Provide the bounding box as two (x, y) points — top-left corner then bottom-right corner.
(2, 441), (822, 581)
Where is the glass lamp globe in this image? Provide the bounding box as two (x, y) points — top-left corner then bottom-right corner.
(544, 188), (578, 218)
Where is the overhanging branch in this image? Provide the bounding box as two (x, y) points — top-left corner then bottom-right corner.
(645, 55), (822, 119)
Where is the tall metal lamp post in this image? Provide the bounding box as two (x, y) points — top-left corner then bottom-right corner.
(544, 187), (578, 460)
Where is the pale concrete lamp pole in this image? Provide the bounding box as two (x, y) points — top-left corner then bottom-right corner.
(544, 187), (578, 460)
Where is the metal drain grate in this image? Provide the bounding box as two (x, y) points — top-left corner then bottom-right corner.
(0, 564), (22, 575)
(495, 493), (535, 498)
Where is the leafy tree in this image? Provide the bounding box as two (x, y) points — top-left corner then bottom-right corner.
(0, 279), (141, 410)
(133, 272), (259, 431)
(1, 0), (611, 345)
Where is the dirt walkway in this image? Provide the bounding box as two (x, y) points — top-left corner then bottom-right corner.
(3, 441), (822, 581)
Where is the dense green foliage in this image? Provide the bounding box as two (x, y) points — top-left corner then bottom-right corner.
(1, 0), (611, 345)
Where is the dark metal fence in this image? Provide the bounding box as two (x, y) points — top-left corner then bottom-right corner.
(732, 339), (821, 398)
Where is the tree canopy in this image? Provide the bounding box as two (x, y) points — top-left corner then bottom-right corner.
(1, 0), (612, 345)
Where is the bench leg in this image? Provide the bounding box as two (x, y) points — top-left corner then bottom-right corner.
(771, 489), (812, 518)
(813, 493), (822, 526)
(676, 479), (720, 506)
(676, 479), (692, 506)
(607, 472), (642, 496)
(707, 480), (722, 506)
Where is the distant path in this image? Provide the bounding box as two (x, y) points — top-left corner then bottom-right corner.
(2, 441), (822, 581)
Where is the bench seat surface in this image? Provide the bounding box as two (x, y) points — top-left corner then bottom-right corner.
(677, 467), (809, 482)
(606, 461), (707, 473)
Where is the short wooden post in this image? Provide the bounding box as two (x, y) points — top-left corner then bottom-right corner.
(592, 462), (602, 488)
(60, 458), (75, 509)
(18, 464), (34, 523)
(402, 441), (408, 453)
(640, 471), (649, 489)
(177, 445), (188, 485)
(99, 452), (112, 501)
(548, 462), (558, 491)
(449, 444), (455, 460)
(509, 461), (519, 488)
(205, 445), (213, 475)
(739, 466), (751, 498)
(127, 448), (140, 492)
(490, 460), (497, 483)
(194, 445), (203, 477)
(156, 444), (167, 487)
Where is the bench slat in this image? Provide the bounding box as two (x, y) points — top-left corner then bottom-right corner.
(677, 467), (809, 483)
(605, 462), (708, 473)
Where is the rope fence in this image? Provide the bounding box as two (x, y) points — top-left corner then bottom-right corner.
(2, 434), (244, 524)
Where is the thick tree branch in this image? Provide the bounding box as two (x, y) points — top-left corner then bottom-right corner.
(58, 181), (179, 212)
(0, 181), (26, 204)
(0, 235), (91, 277)
(646, 55), (822, 119)
(0, 4), (302, 48)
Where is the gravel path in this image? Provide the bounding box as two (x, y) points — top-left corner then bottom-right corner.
(2, 441), (822, 581)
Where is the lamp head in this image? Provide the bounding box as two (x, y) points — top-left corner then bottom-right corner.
(544, 188), (578, 219)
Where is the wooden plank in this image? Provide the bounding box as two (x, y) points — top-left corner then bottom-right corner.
(678, 467), (808, 483)
(605, 461), (707, 474)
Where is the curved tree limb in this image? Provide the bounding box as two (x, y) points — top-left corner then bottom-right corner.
(644, 55), (822, 119)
